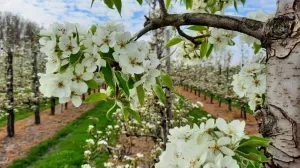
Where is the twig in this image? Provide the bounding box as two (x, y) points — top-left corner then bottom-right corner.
(176, 26), (209, 45)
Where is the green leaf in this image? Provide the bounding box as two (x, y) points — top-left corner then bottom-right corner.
(239, 136), (271, 148)
(236, 146), (269, 162)
(113, 0), (122, 15)
(234, 0), (238, 12)
(100, 48), (114, 61)
(127, 76), (135, 89)
(207, 0), (217, 7)
(122, 107), (129, 121)
(90, 25), (97, 34)
(200, 39), (208, 59)
(166, 0), (171, 9)
(187, 25), (207, 31)
(85, 79), (98, 89)
(206, 44), (214, 57)
(155, 77), (161, 86)
(165, 37), (182, 48)
(85, 93), (107, 103)
(106, 101), (118, 120)
(80, 45), (88, 50)
(160, 48), (177, 61)
(75, 26), (80, 44)
(102, 63), (116, 90)
(241, 0), (246, 5)
(137, 0), (143, 5)
(136, 85), (145, 106)
(184, 0), (193, 9)
(115, 71), (130, 96)
(70, 50), (83, 66)
(253, 42), (261, 54)
(152, 84), (166, 105)
(228, 39), (236, 46)
(106, 86), (115, 97)
(161, 72), (174, 91)
(91, 0), (95, 8)
(59, 63), (69, 73)
(104, 0), (114, 9)
(124, 107), (141, 123)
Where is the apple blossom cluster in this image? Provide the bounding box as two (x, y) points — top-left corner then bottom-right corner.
(176, 10), (274, 57)
(38, 21), (161, 108)
(208, 28), (237, 52)
(231, 63), (266, 111)
(82, 123), (146, 168)
(114, 92), (203, 138)
(155, 118), (246, 168)
(82, 123), (120, 168)
(81, 93), (209, 167)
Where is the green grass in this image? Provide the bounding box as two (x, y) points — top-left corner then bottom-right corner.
(176, 93), (210, 123)
(8, 100), (116, 168)
(0, 101), (51, 127)
(0, 99), (59, 127)
(188, 107), (209, 119)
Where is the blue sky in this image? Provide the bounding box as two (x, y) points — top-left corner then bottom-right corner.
(0, 0), (276, 31)
(0, 0), (277, 64)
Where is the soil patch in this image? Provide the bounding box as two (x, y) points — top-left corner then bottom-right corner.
(176, 86), (258, 135)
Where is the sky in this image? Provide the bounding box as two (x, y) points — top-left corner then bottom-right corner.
(0, 0), (277, 64)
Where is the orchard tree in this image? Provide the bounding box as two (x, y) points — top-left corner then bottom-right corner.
(37, 0), (300, 167)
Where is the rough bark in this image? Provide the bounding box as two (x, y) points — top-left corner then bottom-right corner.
(254, 1), (300, 167)
(6, 51), (14, 137)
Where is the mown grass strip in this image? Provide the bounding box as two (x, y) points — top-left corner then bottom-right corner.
(0, 99), (59, 127)
(8, 100), (115, 168)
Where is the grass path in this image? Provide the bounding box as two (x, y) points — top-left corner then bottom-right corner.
(7, 101), (115, 168)
(0, 100), (95, 167)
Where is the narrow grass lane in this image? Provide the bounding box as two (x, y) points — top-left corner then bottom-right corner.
(8, 101), (115, 168)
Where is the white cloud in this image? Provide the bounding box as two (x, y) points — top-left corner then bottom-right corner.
(0, 0), (277, 65)
(0, 0), (149, 30)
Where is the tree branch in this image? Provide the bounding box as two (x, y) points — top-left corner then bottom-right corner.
(136, 13), (265, 41)
(158, 0), (167, 16)
(176, 26), (209, 45)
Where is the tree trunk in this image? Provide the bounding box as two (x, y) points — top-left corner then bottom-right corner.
(50, 97), (55, 115)
(256, 1), (300, 167)
(6, 51), (14, 137)
(228, 98), (232, 112)
(64, 102), (68, 110)
(258, 42), (300, 167)
(32, 52), (40, 124)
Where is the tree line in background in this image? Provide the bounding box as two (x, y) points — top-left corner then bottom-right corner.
(0, 11), (56, 137)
